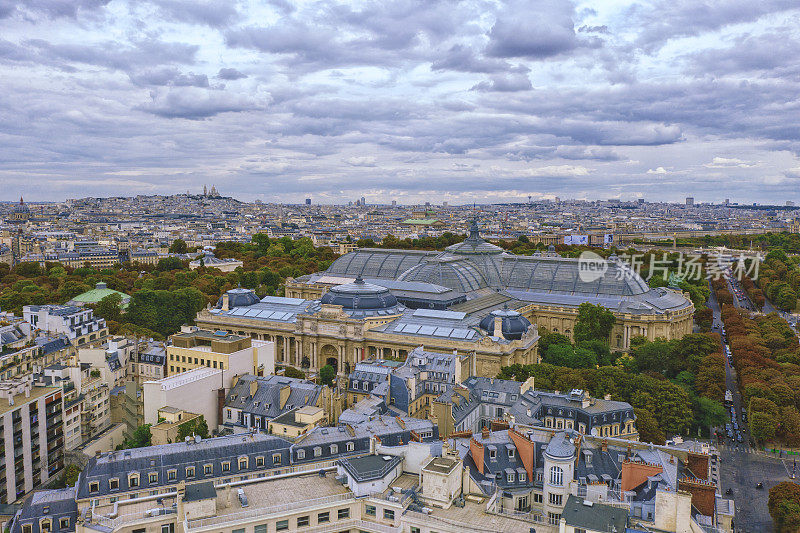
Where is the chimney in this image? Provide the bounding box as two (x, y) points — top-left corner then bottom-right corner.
(494, 316), (504, 340)
(601, 439), (608, 453)
(481, 426), (490, 439)
(222, 293), (230, 311)
(249, 380), (258, 398)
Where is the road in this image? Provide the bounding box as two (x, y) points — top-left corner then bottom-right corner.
(708, 282), (788, 532)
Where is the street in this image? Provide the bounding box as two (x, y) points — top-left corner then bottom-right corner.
(708, 280), (788, 533)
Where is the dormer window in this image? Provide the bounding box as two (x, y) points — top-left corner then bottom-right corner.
(128, 473), (140, 488)
(186, 466), (195, 478)
(148, 472), (158, 484)
(109, 478), (119, 490)
(239, 457), (248, 470)
(507, 472), (515, 483)
(89, 481), (99, 493)
(508, 448), (515, 459)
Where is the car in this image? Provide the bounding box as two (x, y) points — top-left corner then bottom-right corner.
(736, 433), (743, 443)
(757, 482), (764, 489)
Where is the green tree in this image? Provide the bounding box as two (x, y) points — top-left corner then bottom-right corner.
(169, 239), (188, 254)
(94, 292), (123, 322)
(634, 408), (665, 444)
(156, 257), (185, 272)
(59, 464), (82, 488)
(694, 397), (727, 431)
(750, 411), (778, 443)
(282, 366), (306, 379)
(121, 425), (152, 449)
(319, 364), (335, 387)
(573, 303), (616, 344)
(769, 482), (800, 533)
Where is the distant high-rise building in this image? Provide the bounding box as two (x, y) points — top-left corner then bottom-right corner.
(442, 201), (448, 208)
(305, 198), (311, 205)
(724, 198), (730, 205)
(786, 201), (795, 207)
(360, 196), (366, 206)
(391, 200), (397, 207)
(685, 197), (694, 206)
(637, 198), (645, 204)
(425, 201), (431, 208)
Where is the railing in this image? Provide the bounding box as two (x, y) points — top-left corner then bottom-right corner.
(186, 492), (355, 530)
(313, 519), (401, 533)
(402, 509), (490, 532)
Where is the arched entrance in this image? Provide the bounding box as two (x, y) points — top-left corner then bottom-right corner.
(320, 344), (339, 372)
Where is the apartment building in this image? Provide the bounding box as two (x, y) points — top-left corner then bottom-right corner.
(0, 378), (64, 504)
(77, 337), (135, 388)
(22, 306), (107, 347)
(166, 329), (274, 377)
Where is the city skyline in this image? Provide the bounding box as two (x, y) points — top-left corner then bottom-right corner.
(1, 2), (800, 204)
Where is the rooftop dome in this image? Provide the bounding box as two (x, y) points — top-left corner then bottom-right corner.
(445, 218), (504, 255)
(12, 197), (30, 214)
(218, 287), (260, 308)
(398, 257), (487, 293)
(544, 432), (576, 460)
(478, 306), (531, 340)
(320, 277), (400, 311)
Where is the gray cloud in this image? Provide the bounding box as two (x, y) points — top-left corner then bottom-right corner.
(137, 87), (264, 119)
(217, 67), (247, 80)
(130, 67), (209, 87)
(147, 0), (240, 27)
(1, 0), (110, 19)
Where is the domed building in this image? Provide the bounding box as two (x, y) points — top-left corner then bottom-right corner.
(195, 219), (692, 378)
(8, 196), (30, 224)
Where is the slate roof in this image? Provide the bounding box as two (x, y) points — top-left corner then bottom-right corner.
(11, 487), (77, 533)
(561, 494), (628, 532)
(225, 374), (322, 420)
(77, 433), (292, 500)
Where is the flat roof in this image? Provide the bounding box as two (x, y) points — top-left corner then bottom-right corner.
(423, 456), (459, 475)
(0, 385), (57, 416)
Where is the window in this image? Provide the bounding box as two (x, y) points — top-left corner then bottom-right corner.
(239, 458), (248, 470)
(276, 521), (289, 531)
(254, 526), (267, 533)
(109, 478), (119, 490)
(167, 469), (176, 481)
(297, 450), (306, 460)
(129, 473), (139, 488)
(222, 461), (231, 472)
(273, 453), (282, 466)
(549, 493), (562, 506)
(186, 466), (195, 478)
(508, 448), (515, 459)
(313, 446), (322, 457)
(203, 464), (213, 475)
(519, 472), (526, 482)
(507, 472), (515, 483)
(330, 444), (338, 454)
(89, 481), (99, 493)
(256, 456), (265, 467)
(161, 525), (174, 533)
(132, 529), (146, 533)
(411, 528), (421, 533)
(346, 441), (354, 452)
(297, 516), (310, 527)
(318, 512), (330, 523)
(548, 512), (561, 525)
(549, 466), (563, 486)
(365, 505), (376, 517)
(232, 530), (244, 533)
(383, 509), (395, 520)
(338, 508), (350, 519)
(149, 472), (158, 484)
(489, 448), (496, 460)
(534, 493), (543, 503)
(22, 525), (32, 533)
(59, 517), (70, 529)
(575, 529), (587, 533)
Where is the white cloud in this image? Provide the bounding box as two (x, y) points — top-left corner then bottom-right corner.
(703, 157), (757, 168)
(646, 166), (669, 175)
(343, 156), (377, 167)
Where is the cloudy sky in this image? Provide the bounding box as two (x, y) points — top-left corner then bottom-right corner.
(1, 0), (800, 204)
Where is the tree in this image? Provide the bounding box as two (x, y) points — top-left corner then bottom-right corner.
(694, 397), (727, 432)
(319, 364), (335, 387)
(634, 408), (665, 444)
(121, 425), (152, 449)
(573, 303), (616, 344)
(177, 416), (209, 441)
(750, 411), (778, 443)
(156, 257), (185, 272)
(769, 482), (800, 533)
(282, 366), (306, 379)
(169, 239), (188, 254)
(94, 292), (123, 322)
(59, 464), (82, 488)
